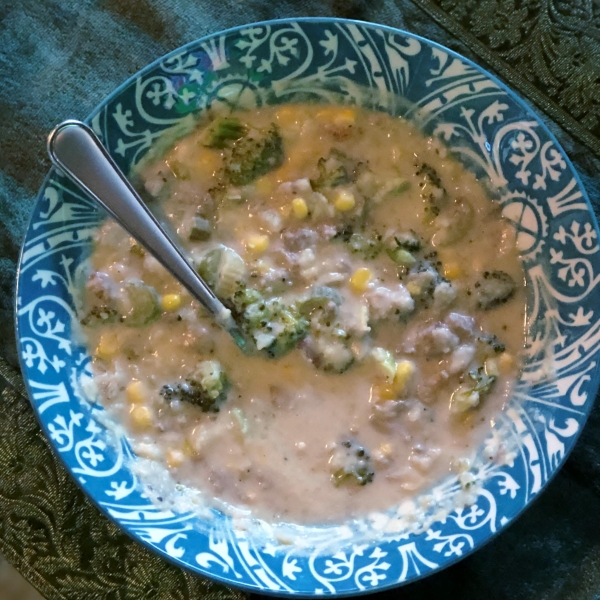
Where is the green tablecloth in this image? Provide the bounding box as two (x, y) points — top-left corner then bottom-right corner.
(1, 1), (600, 598)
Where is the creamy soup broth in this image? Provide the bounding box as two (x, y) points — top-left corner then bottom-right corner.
(82, 104), (526, 524)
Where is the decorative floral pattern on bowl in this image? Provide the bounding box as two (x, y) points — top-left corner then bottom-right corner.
(16, 18), (600, 595)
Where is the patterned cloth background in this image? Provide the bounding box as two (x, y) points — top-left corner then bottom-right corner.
(1, 0), (600, 599)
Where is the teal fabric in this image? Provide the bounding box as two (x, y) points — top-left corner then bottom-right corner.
(2, 1), (600, 599)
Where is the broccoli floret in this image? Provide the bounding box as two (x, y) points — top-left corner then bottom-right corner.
(80, 305), (120, 327)
(477, 333), (506, 356)
(475, 271), (516, 310)
(223, 124), (284, 185)
(161, 360), (229, 412)
(450, 366), (497, 414)
(228, 288), (308, 357)
(415, 162), (449, 217)
(332, 226), (383, 260)
(333, 224), (355, 242)
(244, 297), (308, 357)
(330, 439), (374, 486)
(205, 117), (247, 149)
(348, 232), (383, 260)
(310, 149), (360, 190)
(394, 231), (422, 252)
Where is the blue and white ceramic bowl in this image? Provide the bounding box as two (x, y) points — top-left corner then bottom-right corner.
(16, 18), (600, 595)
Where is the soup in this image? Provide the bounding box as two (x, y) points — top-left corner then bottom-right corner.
(81, 104), (525, 524)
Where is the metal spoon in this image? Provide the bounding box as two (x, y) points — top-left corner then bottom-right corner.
(47, 120), (250, 352)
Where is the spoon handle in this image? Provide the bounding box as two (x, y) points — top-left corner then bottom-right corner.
(47, 120), (248, 350)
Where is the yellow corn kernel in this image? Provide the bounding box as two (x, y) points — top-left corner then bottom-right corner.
(406, 281), (422, 296)
(316, 106), (356, 126)
(245, 234), (270, 254)
(443, 262), (464, 280)
(166, 448), (186, 469)
(161, 293), (182, 312)
(130, 405), (153, 430)
(126, 380), (147, 404)
(350, 267), (372, 294)
(291, 197), (308, 219)
(333, 107), (357, 126)
(498, 352), (514, 372)
(372, 382), (396, 402)
(254, 176), (273, 196)
(197, 151), (221, 178)
(334, 189), (356, 212)
(394, 360), (415, 394)
(95, 332), (119, 360)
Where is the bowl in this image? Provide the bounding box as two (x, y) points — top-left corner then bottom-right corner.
(16, 17), (600, 595)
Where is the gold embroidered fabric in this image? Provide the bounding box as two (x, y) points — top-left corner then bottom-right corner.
(0, 358), (245, 600)
(411, 0), (600, 155)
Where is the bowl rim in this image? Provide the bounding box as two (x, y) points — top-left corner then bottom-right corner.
(15, 16), (600, 596)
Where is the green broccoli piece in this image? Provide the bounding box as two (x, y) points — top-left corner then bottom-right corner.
(310, 149), (360, 190)
(223, 124), (284, 185)
(450, 366), (497, 414)
(243, 297), (308, 357)
(330, 440), (374, 486)
(227, 288), (308, 358)
(477, 334), (506, 360)
(161, 360), (229, 412)
(348, 232), (383, 260)
(394, 231), (422, 252)
(475, 270), (516, 310)
(80, 305), (120, 327)
(205, 117), (247, 149)
(415, 162), (449, 217)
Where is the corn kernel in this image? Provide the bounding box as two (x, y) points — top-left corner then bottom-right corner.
(372, 383), (396, 402)
(333, 107), (357, 126)
(166, 448), (186, 469)
(291, 197), (308, 219)
(316, 106), (356, 126)
(350, 267), (372, 294)
(197, 151), (221, 178)
(498, 352), (514, 372)
(161, 293), (182, 312)
(444, 262), (464, 280)
(334, 189), (356, 212)
(130, 405), (153, 430)
(394, 360), (415, 394)
(126, 380), (147, 404)
(254, 176), (273, 196)
(95, 332), (119, 360)
(406, 281), (422, 296)
(245, 234), (270, 254)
